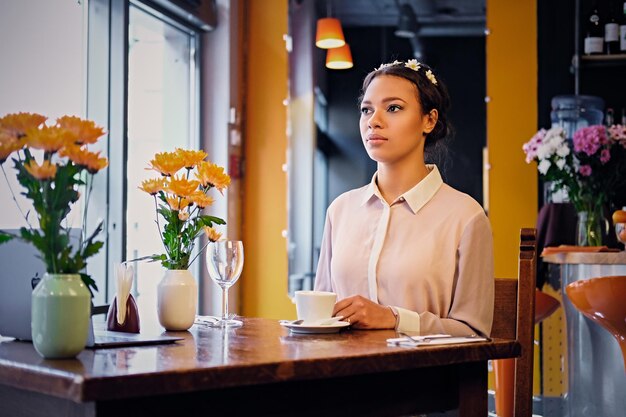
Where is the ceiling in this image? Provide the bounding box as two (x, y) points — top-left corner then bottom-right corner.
(320, 0), (486, 37)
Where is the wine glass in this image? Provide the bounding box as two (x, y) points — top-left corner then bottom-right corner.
(206, 240), (244, 327)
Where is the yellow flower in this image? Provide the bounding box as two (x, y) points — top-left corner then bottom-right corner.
(56, 116), (106, 145)
(0, 133), (23, 163)
(167, 175), (200, 197)
(139, 178), (167, 195)
(59, 144), (108, 173)
(195, 161), (231, 192)
(25, 126), (74, 153)
(178, 211), (190, 221)
(0, 112), (46, 137)
(203, 226), (222, 242)
(166, 196), (191, 211)
(24, 159), (57, 180)
(190, 191), (214, 208)
(146, 151), (185, 176)
(175, 148), (207, 169)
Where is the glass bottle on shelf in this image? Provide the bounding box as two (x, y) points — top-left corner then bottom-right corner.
(606, 107), (615, 126)
(585, 0), (604, 55)
(605, 1), (620, 54)
(619, 1), (626, 54)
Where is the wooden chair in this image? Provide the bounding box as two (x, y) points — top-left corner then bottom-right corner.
(492, 228), (537, 417)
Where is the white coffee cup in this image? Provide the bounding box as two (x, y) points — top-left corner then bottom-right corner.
(294, 291), (337, 325)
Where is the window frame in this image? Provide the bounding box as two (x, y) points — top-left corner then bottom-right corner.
(87, 0), (202, 303)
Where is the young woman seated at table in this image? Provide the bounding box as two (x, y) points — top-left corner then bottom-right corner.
(314, 60), (494, 337)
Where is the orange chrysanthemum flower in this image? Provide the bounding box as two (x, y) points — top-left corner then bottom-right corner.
(167, 175), (200, 197)
(203, 226), (222, 242)
(0, 112), (46, 137)
(59, 144), (108, 173)
(25, 126), (75, 153)
(146, 151), (186, 176)
(139, 178), (167, 195)
(190, 191), (214, 208)
(24, 159), (57, 180)
(176, 148), (207, 169)
(195, 161), (231, 192)
(0, 133), (23, 163)
(166, 196), (191, 211)
(56, 115), (106, 145)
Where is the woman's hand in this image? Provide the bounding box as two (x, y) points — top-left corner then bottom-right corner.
(333, 295), (396, 329)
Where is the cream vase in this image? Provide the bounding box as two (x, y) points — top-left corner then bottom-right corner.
(157, 269), (197, 331)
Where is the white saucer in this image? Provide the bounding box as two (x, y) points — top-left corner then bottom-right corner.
(280, 321), (351, 334)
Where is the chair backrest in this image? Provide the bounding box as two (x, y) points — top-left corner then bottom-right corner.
(491, 228), (537, 417)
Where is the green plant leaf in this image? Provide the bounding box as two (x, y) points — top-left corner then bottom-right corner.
(0, 232), (14, 245)
(198, 215), (226, 227)
(80, 273), (99, 298)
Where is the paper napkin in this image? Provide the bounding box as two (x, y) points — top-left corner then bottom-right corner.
(115, 263), (134, 325)
(387, 334), (488, 347)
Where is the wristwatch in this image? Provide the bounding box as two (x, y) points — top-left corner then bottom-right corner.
(388, 306), (399, 329)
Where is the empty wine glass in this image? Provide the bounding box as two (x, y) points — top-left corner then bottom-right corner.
(206, 240), (244, 327)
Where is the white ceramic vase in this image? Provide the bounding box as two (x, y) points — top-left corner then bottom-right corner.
(157, 269), (197, 331)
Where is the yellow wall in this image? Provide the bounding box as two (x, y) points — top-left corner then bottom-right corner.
(486, 0), (540, 394)
(486, 0), (538, 279)
(241, 0), (293, 319)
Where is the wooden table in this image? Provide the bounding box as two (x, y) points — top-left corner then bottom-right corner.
(0, 318), (519, 417)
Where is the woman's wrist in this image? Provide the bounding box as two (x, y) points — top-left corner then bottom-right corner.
(387, 306), (399, 329)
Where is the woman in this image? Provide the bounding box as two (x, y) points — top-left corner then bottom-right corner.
(314, 60), (494, 336)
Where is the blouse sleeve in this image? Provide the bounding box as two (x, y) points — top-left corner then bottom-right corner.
(413, 212), (495, 336)
(314, 210), (333, 292)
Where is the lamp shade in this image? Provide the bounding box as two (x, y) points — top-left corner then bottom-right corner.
(326, 44), (353, 70)
(316, 17), (346, 49)
(394, 4), (419, 38)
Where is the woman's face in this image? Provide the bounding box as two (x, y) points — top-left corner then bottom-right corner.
(359, 75), (437, 166)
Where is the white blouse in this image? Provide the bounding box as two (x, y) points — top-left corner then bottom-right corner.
(314, 165), (494, 336)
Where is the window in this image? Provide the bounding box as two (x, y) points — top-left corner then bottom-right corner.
(0, 0), (202, 310)
(125, 2), (200, 322)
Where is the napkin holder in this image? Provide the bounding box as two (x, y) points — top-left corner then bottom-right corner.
(106, 294), (140, 333)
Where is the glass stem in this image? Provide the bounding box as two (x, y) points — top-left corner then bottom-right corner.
(222, 286), (229, 321)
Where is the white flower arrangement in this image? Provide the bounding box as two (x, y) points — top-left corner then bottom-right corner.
(523, 127), (571, 175)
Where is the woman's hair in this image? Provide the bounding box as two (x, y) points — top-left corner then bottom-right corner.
(359, 60), (453, 163)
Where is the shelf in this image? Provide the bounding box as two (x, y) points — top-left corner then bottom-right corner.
(580, 54), (626, 68)
(581, 53), (626, 61)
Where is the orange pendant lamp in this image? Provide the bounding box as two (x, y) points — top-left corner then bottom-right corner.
(315, 17), (345, 49)
(325, 44), (353, 70)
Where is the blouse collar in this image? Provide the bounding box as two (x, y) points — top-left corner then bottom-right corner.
(361, 164), (443, 214)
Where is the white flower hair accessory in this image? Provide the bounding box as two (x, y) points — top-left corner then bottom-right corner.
(405, 59), (421, 71)
(374, 59), (438, 85)
(425, 69), (438, 85)
(375, 60), (402, 71)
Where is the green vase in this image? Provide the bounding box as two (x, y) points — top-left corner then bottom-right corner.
(31, 273), (91, 359)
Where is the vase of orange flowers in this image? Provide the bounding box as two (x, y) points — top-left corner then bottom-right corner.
(0, 112), (107, 358)
(140, 148), (229, 331)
